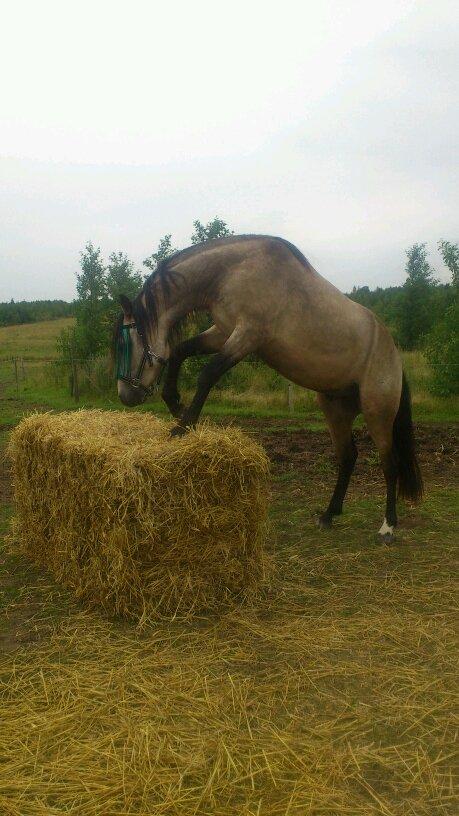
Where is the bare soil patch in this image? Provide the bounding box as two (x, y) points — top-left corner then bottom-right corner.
(233, 418), (458, 486)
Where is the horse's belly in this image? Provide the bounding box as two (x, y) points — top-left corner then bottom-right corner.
(258, 342), (364, 393)
(256, 294), (375, 392)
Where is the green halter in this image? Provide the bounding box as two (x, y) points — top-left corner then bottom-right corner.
(116, 325), (133, 380)
(116, 322), (167, 396)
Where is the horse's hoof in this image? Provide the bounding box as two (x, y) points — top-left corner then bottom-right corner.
(378, 532), (396, 545)
(170, 424), (188, 438)
(378, 519), (396, 545)
(316, 513), (332, 530)
(170, 402), (185, 419)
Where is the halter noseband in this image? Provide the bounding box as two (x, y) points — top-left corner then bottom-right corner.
(118, 322), (167, 397)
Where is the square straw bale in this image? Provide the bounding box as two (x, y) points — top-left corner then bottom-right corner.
(8, 411), (270, 620)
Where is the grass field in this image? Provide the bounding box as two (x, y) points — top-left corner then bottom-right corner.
(0, 316), (74, 359)
(0, 317), (457, 423)
(0, 320), (457, 814)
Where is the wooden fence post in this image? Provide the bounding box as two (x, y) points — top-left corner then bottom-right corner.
(68, 349), (74, 397)
(73, 358), (79, 403)
(13, 357), (19, 398)
(287, 383), (294, 413)
(69, 346), (79, 403)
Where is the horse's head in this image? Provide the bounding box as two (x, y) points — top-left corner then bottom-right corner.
(114, 294), (168, 406)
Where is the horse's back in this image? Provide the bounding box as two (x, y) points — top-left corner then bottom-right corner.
(178, 234), (401, 396)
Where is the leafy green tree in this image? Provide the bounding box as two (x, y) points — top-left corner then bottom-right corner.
(438, 240), (459, 287)
(105, 252), (142, 326)
(143, 234), (178, 274)
(398, 243), (437, 350)
(405, 243), (436, 286)
(190, 217), (233, 244)
(349, 284), (406, 342)
(74, 242), (107, 358)
(425, 240), (459, 395)
(56, 323), (86, 365)
(425, 298), (459, 395)
(106, 252), (143, 301)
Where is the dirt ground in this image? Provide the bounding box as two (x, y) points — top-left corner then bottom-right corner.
(0, 424), (14, 502)
(224, 418), (458, 486)
(1, 416), (457, 501)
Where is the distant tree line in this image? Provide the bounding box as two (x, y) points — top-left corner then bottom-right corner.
(349, 242), (455, 348)
(0, 299), (74, 327)
(349, 241), (458, 394)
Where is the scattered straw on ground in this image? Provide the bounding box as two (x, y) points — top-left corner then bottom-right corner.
(1, 418), (457, 815)
(8, 411), (270, 621)
(0, 529), (457, 816)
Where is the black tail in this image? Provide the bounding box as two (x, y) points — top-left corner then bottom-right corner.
(393, 372), (424, 501)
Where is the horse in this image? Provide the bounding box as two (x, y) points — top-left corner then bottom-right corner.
(114, 234), (423, 543)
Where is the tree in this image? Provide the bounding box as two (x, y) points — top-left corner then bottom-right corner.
(190, 217), (233, 245)
(425, 240), (459, 395)
(425, 297), (459, 395)
(398, 243), (437, 350)
(438, 240), (459, 287)
(105, 252), (142, 325)
(143, 234), (178, 274)
(74, 242), (107, 358)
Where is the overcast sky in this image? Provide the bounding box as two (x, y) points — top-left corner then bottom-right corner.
(1, 0), (457, 301)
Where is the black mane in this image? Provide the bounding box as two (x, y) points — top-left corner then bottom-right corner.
(147, 233), (310, 276)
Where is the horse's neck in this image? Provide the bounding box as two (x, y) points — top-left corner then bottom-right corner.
(165, 260), (217, 321)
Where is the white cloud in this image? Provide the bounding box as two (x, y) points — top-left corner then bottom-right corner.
(0, 0), (457, 299)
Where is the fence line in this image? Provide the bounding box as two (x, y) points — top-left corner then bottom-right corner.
(0, 354), (456, 408)
(0, 355), (304, 407)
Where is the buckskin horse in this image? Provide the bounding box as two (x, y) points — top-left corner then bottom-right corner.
(114, 235), (423, 542)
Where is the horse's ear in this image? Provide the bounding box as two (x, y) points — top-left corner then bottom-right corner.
(119, 295), (133, 318)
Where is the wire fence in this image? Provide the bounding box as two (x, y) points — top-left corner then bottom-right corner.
(0, 355), (110, 403)
(0, 353), (455, 411)
(0, 355), (301, 411)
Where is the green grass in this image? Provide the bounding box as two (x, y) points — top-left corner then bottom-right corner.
(5, 372), (457, 424)
(0, 319), (457, 423)
(0, 316), (74, 359)
(401, 350), (458, 422)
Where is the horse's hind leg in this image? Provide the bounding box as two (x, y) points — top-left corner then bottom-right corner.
(360, 364), (403, 542)
(316, 391), (359, 528)
(358, 323), (405, 543)
(361, 406), (399, 543)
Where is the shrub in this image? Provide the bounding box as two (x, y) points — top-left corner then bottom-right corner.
(424, 299), (459, 395)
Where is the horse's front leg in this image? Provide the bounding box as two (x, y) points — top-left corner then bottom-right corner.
(171, 325), (256, 435)
(162, 326), (225, 418)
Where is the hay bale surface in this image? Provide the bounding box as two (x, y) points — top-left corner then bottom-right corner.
(9, 411), (269, 620)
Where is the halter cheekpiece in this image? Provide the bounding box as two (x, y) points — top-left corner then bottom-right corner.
(116, 322), (167, 396)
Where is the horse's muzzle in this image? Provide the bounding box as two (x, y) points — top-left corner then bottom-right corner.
(118, 384), (146, 407)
